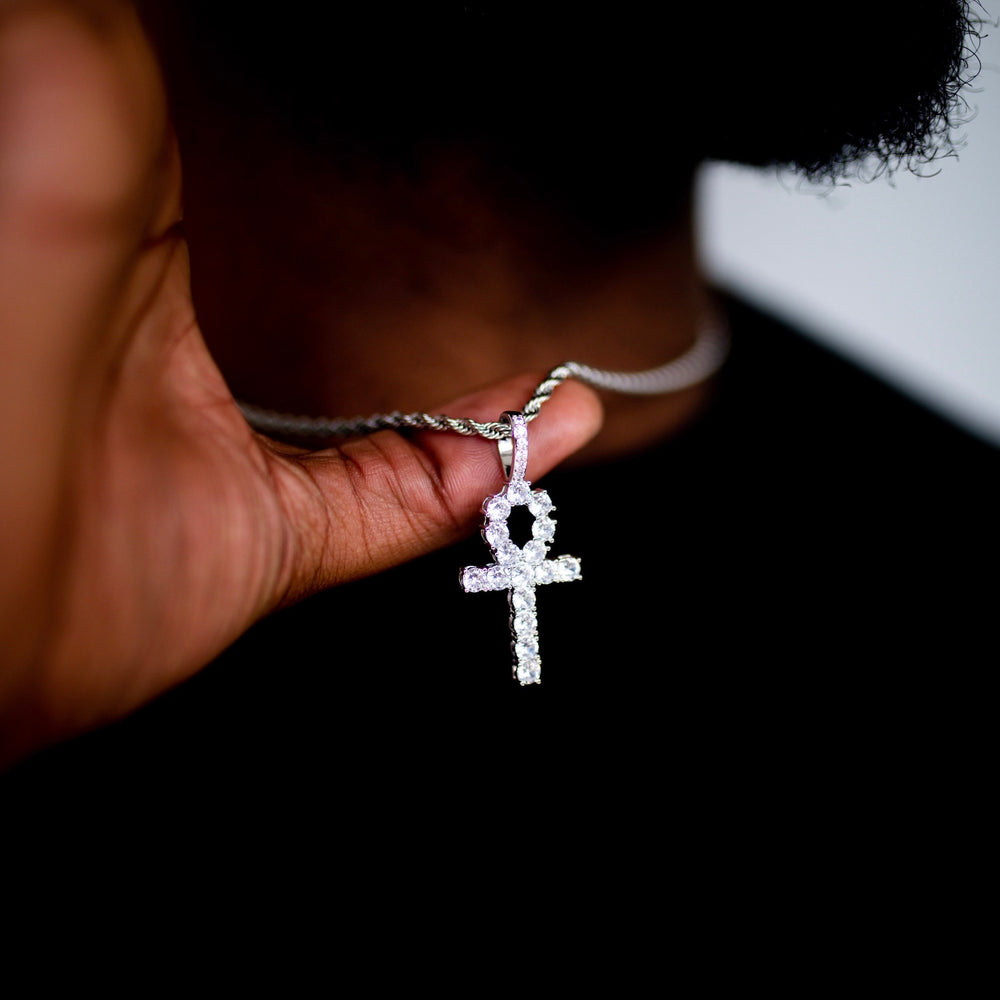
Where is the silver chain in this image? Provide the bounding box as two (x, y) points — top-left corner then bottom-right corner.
(238, 319), (729, 441)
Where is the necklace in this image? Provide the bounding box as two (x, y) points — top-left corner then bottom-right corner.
(239, 319), (729, 685)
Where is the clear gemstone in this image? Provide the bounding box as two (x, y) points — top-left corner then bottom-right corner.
(532, 516), (555, 541)
(485, 495), (511, 520)
(515, 637), (539, 661)
(484, 522), (509, 547)
(516, 656), (541, 685)
(551, 556), (581, 582)
(522, 540), (546, 563)
(485, 565), (508, 589)
(461, 567), (482, 592)
(512, 589), (535, 611)
(528, 491), (553, 516)
(513, 613), (535, 636)
(506, 481), (530, 504)
(510, 564), (532, 589)
(493, 540), (518, 565)
(535, 563), (555, 585)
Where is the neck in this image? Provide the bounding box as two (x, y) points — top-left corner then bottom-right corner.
(180, 131), (714, 463)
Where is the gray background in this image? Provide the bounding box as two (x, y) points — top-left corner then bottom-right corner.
(697, 20), (1000, 445)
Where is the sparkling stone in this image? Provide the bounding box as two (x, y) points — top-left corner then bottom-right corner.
(485, 565), (508, 589)
(513, 613), (535, 636)
(515, 638), (539, 662)
(528, 491), (553, 516)
(551, 556), (581, 582)
(506, 481), (530, 504)
(517, 658), (542, 685)
(534, 563), (555, 585)
(510, 564), (532, 589)
(461, 568), (482, 592)
(522, 540), (547, 564)
(511, 589), (535, 611)
(493, 540), (519, 565)
(485, 496), (511, 520)
(484, 522), (509, 547)
(532, 516), (555, 541)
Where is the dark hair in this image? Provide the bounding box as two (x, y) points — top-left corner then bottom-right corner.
(158, 2), (982, 229)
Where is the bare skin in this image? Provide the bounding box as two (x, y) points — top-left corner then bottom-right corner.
(0, 2), (719, 764)
(175, 94), (713, 465)
(0, 3), (607, 764)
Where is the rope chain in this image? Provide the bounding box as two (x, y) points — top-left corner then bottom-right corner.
(239, 320), (729, 442)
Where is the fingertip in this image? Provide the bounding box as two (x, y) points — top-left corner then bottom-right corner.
(281, 372), (605, 594)
(429, 371), (604, 484)
(524, 378), (604, 480)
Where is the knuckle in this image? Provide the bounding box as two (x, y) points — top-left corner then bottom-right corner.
(341, 435), (463, 552)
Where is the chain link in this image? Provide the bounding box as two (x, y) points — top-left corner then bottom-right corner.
(239, 319), (728, 441)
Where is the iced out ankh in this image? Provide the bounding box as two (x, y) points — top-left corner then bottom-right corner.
(459, 411), (581, 685)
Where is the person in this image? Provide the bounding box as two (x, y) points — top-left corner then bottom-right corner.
(1, 1), (994, 805)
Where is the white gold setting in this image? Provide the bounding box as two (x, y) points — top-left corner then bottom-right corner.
(460, 412), (582, 685)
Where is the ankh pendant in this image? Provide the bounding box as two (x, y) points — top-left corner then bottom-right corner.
(459, 411), (582, 685)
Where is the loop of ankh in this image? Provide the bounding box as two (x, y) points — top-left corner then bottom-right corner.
(459, 412), (581, 685)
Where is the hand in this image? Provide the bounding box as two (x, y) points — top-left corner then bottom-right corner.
(0, 3), (602, 763)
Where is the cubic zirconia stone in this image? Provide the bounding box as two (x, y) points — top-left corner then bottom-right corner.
(484, 522), (509, 548)
(535, 563), (555, 585)
(485, 565), (508, 589)
(511, 589), (535, 611)
(516, 657), (542, 685)
(485, 495), (511, 520)
(515, 638), (539, 662)
(506, 481), (530, 504)
(513, 612), (535, 636)
(528, 491), (553, 516)
(493, 540), (518, 564)
(510, 564), (532, 589)
(551, 556), (581, 582)
(532, 516), (555, 541)
(522, 540), (547, 563)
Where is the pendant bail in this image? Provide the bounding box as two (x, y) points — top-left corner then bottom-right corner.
(497, 411), (528, 482)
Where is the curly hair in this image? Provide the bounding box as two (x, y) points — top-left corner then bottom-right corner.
(704, 1), (986, 181)
(157, 0), (985, 228)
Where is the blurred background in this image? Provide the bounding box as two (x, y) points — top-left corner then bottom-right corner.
(697, 18), (1000, 446)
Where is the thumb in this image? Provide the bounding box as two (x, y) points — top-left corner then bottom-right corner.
(273, 372), (604, 603)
